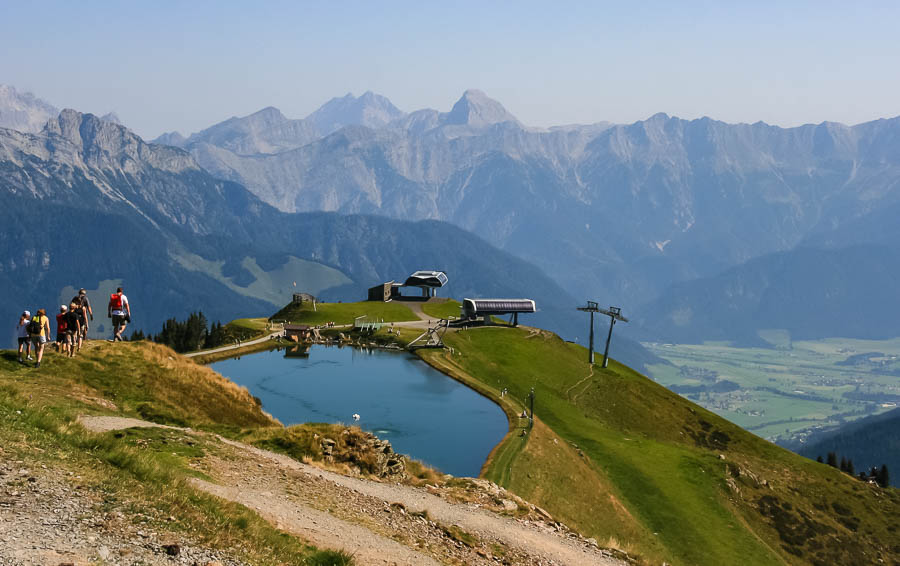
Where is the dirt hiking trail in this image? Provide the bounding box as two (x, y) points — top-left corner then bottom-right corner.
(78, 416), (627, 566)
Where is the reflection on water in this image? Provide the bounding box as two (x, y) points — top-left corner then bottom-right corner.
(209, 345), (508, 477)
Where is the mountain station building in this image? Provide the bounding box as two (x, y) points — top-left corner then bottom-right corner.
(368, 270), (448, 301)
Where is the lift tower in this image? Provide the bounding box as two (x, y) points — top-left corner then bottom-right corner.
(576, 301), (600, 364)
(577, 302), (629, 367)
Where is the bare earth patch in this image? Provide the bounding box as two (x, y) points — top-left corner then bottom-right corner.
(77, 416), (627, 565)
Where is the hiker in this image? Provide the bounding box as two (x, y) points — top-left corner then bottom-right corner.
(16, 310), (33, 363)
(107, 287), (130, 341)
(28, 308), (51, 368)
(55, 305), (69, 355)
(70, 294), (88, 352)
(64, 302), (82, 357)
(71, 288), (93, 342)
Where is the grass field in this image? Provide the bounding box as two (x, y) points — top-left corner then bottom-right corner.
(421, 299), (462, 320)
(0, 341), (354, 564)
(8, 308), (896, 566)
(417, 327), (900, 566)
(644, 336), (900, 443)
(271, 300), (418, 326)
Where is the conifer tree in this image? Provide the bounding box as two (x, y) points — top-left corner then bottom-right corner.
(826, 452), (838, 468)
(877, 465), (890, 488)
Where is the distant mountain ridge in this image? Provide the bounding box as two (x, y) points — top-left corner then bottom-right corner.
(0, 83), (126, 135)
(788, 407), (899, 487)
(633, 244), (900, 343)
(165, 89), (900, 313)
(1, 109), (667, 370)
(12, 83), (900, 347)
(0, 84), (59, 133)
(309, 91), (405, 135)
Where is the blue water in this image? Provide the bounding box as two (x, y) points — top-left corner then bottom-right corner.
(210, 345), (508, 477)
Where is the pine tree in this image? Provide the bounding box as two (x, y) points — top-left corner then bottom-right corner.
(826, 452), (838, 468)
(846, 459), (854, 476)
(840, 456), (848, 472)
(877, 465), (890, 488)
(816, 455), (824, 463)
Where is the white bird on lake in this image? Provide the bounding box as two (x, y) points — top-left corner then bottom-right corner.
(352, 413), (360, 421)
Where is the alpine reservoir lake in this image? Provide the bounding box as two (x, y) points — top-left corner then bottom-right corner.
(209, 345), (508, 477)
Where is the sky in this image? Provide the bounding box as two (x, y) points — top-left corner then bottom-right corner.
(3, 1), (899, 139)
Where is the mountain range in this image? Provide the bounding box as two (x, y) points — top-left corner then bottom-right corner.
(146, 89), (900, 340)
(0, 107), (667, 367)
(5, 84), (900, 346)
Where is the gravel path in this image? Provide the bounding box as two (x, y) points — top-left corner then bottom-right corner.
(218, 439), (621, 566)
(78, 416), (625, 566)
(193, 478), (441, 566)
(0, 457), (243, 566)
(75, 415), (182, 433)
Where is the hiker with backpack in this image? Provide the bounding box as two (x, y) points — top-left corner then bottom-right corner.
(16, 310), (33, 364)
(71, 288), (93, 340)
(108, 287), (130, 341)
(55, 305), (70, 355)
(28, 308), (51, 368)
(70, 293), (89, 352)
(64, 302), (82, 357)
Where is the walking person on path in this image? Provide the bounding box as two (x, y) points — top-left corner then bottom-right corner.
(28, 308), (51, 368)
(71, 288), (93, 339)
(55, 305), (69, 355)
(107, 287), (131, 341)
(71, 293), (88, 352)
(16, 310), (32, 364)
(64, 302), (82, 357)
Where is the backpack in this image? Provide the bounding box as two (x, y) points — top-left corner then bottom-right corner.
(27, 316), (42, 335)
(109, 293), (122, 311)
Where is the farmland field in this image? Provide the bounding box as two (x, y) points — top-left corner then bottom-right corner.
(643, 333), (900, 443)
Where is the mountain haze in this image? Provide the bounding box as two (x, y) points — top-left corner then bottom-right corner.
(174, 90), (900, 317)
(1, 109), (656, 366)
(0, 84), (59, 133)
(634, 244), (900, 344)
(308, 91), (406, 135)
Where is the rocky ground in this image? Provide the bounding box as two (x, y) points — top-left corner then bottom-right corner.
(55, 416), (628, 566)
(0, 457), (242, 566)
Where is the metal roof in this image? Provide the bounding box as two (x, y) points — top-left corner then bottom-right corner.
(404, 270), (448, 287)
(462, 298), (536, 316)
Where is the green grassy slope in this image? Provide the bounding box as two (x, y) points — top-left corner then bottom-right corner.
(0, 342), (354, 564)
(420, 327), (900, 566)
(271, 300), (418, 326)
(421, 299), (462, 319)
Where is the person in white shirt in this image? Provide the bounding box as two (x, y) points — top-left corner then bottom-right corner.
(16, 310), (32, 363)
(107, 287), (131, 342)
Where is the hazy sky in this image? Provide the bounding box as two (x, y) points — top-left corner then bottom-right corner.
(3, 1), (899, 139)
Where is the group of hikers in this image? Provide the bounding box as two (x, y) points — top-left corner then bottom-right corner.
(16, 287), (132, 368)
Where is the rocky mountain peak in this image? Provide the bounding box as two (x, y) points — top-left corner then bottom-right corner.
(41, 108), (197, 174)
(44, 108), (123, 149)
(153, 131), (188, 147)
(0, 84), (60, 133)
(246, 106), (288, 124)
(443, 89), (519, 128)
(307, 91), (405, 135)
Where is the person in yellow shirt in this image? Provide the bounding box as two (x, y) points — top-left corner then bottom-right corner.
(29, 308), (51, 368)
